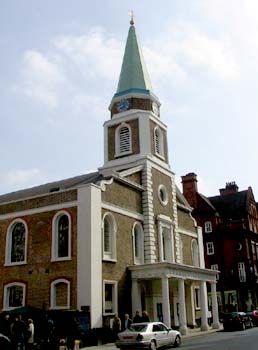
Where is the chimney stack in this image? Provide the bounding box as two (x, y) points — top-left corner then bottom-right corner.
(219, 182), (239, 196)
(181, 172), (198, 208)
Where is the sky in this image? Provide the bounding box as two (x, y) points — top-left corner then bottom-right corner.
(1, 0), (258, 198)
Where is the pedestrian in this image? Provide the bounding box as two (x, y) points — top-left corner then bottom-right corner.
(26, 318), (34, 350)
(133, 310), (142, 323)
(122, 314), (132, 331)
(141, 310), (150, 322)
(112, 313), (121, 340)
(0, 313), (11, 338)
(11, 314), (27, 350)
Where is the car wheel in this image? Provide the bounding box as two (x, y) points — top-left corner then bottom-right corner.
(149, 340), (157, 350)
(173, 335), (181, 347)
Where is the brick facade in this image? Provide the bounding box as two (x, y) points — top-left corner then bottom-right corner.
(0, 205), (78, 310)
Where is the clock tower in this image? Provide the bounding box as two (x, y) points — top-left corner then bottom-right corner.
(100, 18), (180, 265)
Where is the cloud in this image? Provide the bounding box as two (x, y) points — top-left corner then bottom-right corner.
(13, 22), (239, 114)
(5, 169), (43, 186)
(53, 27), (123, 81)
(148, 21), (239, 82)
(15, 50), (65, 108)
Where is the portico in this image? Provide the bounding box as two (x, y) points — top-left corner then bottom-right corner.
(130, 262), (220, 335)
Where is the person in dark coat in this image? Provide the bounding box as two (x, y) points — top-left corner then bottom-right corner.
(112, 313), (121, 340)
(122, 314), (132, 331)
(133, 310), (142, 323)
(11, 315), (27, 350)
(141, 310), (150, 322)
(0, 313), (11, 338)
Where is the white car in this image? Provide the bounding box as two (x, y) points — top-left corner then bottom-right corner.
(116, 322), (181, 349)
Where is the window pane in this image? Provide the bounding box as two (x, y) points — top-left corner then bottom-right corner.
(9, 285), (23, 307)
(55, 282), (68, 307)
(104, 218), (111, 253)
(58, 215), (69, 258)
(11, 223), (25, 262)
(105, 284), (113, 313)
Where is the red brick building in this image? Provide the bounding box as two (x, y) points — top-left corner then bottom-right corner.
(182, 173), (258, 312)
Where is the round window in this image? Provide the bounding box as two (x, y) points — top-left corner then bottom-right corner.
(158, 185), (168, 206)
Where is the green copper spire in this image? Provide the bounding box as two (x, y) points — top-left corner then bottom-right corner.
(114, 18), (153, 97)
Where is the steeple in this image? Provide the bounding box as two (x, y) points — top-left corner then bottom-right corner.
(114, 17), (153, 98)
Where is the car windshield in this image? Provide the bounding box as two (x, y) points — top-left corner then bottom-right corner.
(129, 324), (148, 332)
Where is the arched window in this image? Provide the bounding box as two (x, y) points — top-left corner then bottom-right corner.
(132, 223), (144, 264)
(154, 126), (164, 157)
(52, 211), (71, 261)
(5, 219), (28, 265)
(50, 279), (70, 309)
(103, 213), (116, 261)
(4, 282), (26, 310)
(115, 123), (132, 157)
(191, 239), (200, 267)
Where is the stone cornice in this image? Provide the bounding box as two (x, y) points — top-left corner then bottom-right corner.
(129, 262), (217, 282)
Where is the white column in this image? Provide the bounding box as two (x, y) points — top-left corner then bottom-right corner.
(161, 276), (171, 327)
(132, 278), (141, 316)
(178, 278), (188, 335)
(200, 281), (209, 331)
(197, 226), (205, 268)
(211, 282), (220, 329)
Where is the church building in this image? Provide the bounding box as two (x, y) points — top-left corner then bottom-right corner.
(0, 19), (219, 334)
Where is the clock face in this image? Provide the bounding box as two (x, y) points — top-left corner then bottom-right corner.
(117, 99), (130, 112)
(152, 102), (159, 115)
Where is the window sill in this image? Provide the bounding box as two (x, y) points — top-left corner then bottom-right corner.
(4, 261), (27, 267)
(103, 257), (117, 263)
(115, 150), (133, 158)
(51, 257), (72, 262)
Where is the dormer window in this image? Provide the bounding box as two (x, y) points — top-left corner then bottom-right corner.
(115, 123), (132, 157)
(154, 126), (164, 158)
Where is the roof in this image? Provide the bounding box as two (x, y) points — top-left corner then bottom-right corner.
(114, 22), (153, 97)
(198, 192), (217, 212)
(208, 190), (248, 219)
(0, 171), (102, 204)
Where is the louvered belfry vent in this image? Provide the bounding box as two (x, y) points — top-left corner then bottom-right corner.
(119, 126), (130, 153)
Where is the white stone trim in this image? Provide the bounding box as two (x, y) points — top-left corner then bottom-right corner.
(102, 202), (143, 221)
(3, 282), (26, 311)
(142, 161), (156, 263)
(103, 112), (139, 127)
(5, 218), (28, 266)
(178, 227), (198, 238)
(51, 210), (72, 262)
(119, 165), (144, 177)
(132, 222), (144, 265)
(100, 154), (172, 175)
(115, 122), (132, 157)
(130, 262), (217, 282)
(50, 278), (70, 310)
(102, 212), (117, 261)
(157, 184), (169, 206)
(77, 185), (102, 328)
(157, 216), (174, 263)
(0, 201), (77, 221)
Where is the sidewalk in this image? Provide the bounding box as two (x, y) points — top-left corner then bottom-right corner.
(80, 324), (223, 350)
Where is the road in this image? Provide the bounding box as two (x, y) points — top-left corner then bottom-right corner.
(83, 328), (258, 350)
(182, 328), (258, 349)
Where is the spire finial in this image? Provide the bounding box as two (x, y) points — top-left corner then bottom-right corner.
(129, 10), (135, 26)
